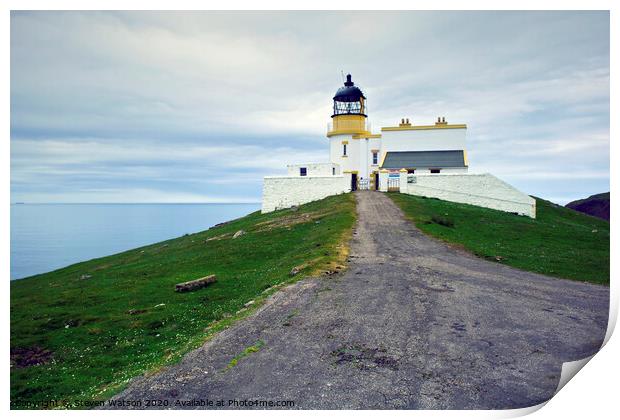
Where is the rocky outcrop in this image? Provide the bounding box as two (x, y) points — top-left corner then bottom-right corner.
(175, 275), (217, 293)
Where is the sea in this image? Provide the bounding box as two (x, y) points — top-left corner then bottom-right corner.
(10, 203), (260, 280)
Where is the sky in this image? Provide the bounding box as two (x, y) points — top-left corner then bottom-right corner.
(10, 11), (609, 205)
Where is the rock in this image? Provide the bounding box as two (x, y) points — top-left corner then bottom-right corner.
(154, 303), (166, 308)
(127, 309), (147, 315)
(290, 206), (299, 212)
(175, 274), (217, 293)
(244, 300), (255, 308)
(592, 229), (598, 233)
(290, 266), (303, 276)
(232, 230), (246, 239)
(79, 274), (92, 280)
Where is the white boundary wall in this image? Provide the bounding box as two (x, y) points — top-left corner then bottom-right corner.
(399, 173), (536, 218)
(287, 163), (340, 176)
(262, 175), (350, 213)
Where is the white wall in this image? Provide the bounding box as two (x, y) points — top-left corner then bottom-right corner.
(356, 137), (382, 179)
(329, 134), (382, 179)
(380, 127), (466, 154)
(400, 173), (536, 218)
(329, 134), (355, 174)
(287, 163), (340, 176)
(262, 175), (351, 213)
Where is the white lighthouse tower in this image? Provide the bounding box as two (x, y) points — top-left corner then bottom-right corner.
(327, 74), (382, 190)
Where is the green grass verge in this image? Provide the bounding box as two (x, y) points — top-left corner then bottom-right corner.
(10, 193), (356, 408)
(388, 193), (609, 285)
(225, 340), (265, 370)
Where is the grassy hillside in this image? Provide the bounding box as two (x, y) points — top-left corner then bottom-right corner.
(11, 194), (356, 408)
(389, 193), (609, 285)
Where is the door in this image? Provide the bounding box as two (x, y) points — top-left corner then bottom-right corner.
(351, 173), (358, 191)
(374, 172), (379, 190)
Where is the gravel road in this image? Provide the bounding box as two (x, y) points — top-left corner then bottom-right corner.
(109, 191), (609, 409)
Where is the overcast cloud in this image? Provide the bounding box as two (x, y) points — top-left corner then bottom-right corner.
(11, 11), (609, 204)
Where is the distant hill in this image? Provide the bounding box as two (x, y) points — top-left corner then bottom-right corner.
(566, 192), (610, 221)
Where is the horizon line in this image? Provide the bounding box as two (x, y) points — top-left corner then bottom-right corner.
(10, 202), (262, 205)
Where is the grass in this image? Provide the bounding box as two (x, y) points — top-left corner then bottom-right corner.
(388, 193), (609, 285)
(225, 340), (265, 370)
(10, 193), (356, 408)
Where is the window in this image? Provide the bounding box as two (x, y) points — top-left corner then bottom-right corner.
(300, 167), (307, 176)
(343, 144), (347, 156)
(407, 169), (415, 174)
(372, 152), (378, 165)
(430, 169), (441, 174)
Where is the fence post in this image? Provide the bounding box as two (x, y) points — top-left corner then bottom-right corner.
(379, 170), (389, 192)
(399, 168), (408, 193)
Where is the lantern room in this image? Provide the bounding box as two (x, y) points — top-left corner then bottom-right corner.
(332, 74), (367, 117)
(327, 74), (371, 137)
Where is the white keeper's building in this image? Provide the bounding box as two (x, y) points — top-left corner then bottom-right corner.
(262, 74), (536, 218)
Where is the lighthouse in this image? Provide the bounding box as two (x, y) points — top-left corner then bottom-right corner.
(327, 74), (382, 190)
(262, 72), (535, 219)
(262, 72), (534, 217)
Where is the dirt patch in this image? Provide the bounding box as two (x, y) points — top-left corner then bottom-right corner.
(253, 210), (335, 232)
(331, 343), (399, 371)
(127, 309), (148, 315)
(11, 346), (54, 368)
(205, 233), (232, 242)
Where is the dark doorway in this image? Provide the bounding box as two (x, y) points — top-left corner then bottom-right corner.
(374, 172), (379, 190)
(351, 173), (358, 191)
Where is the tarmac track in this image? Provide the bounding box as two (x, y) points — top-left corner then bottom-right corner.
(109, 191), (609, 409)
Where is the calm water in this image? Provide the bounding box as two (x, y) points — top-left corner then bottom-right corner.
(10, 203), (260, 280)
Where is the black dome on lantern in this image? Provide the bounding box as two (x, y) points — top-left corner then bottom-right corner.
(333, 74), (366, 102)
(332, 74), (367, 117)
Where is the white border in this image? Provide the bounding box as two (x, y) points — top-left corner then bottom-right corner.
(2, 2), (616, 419)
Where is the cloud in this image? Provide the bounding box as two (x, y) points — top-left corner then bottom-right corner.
(10, 11), (609, 203)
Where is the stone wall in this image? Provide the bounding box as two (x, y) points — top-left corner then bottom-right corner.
(399, 173), (536, 218)
(262, 175), (351, 213)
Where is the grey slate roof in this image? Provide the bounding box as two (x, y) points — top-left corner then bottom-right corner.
(381, 150), (466, 169)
